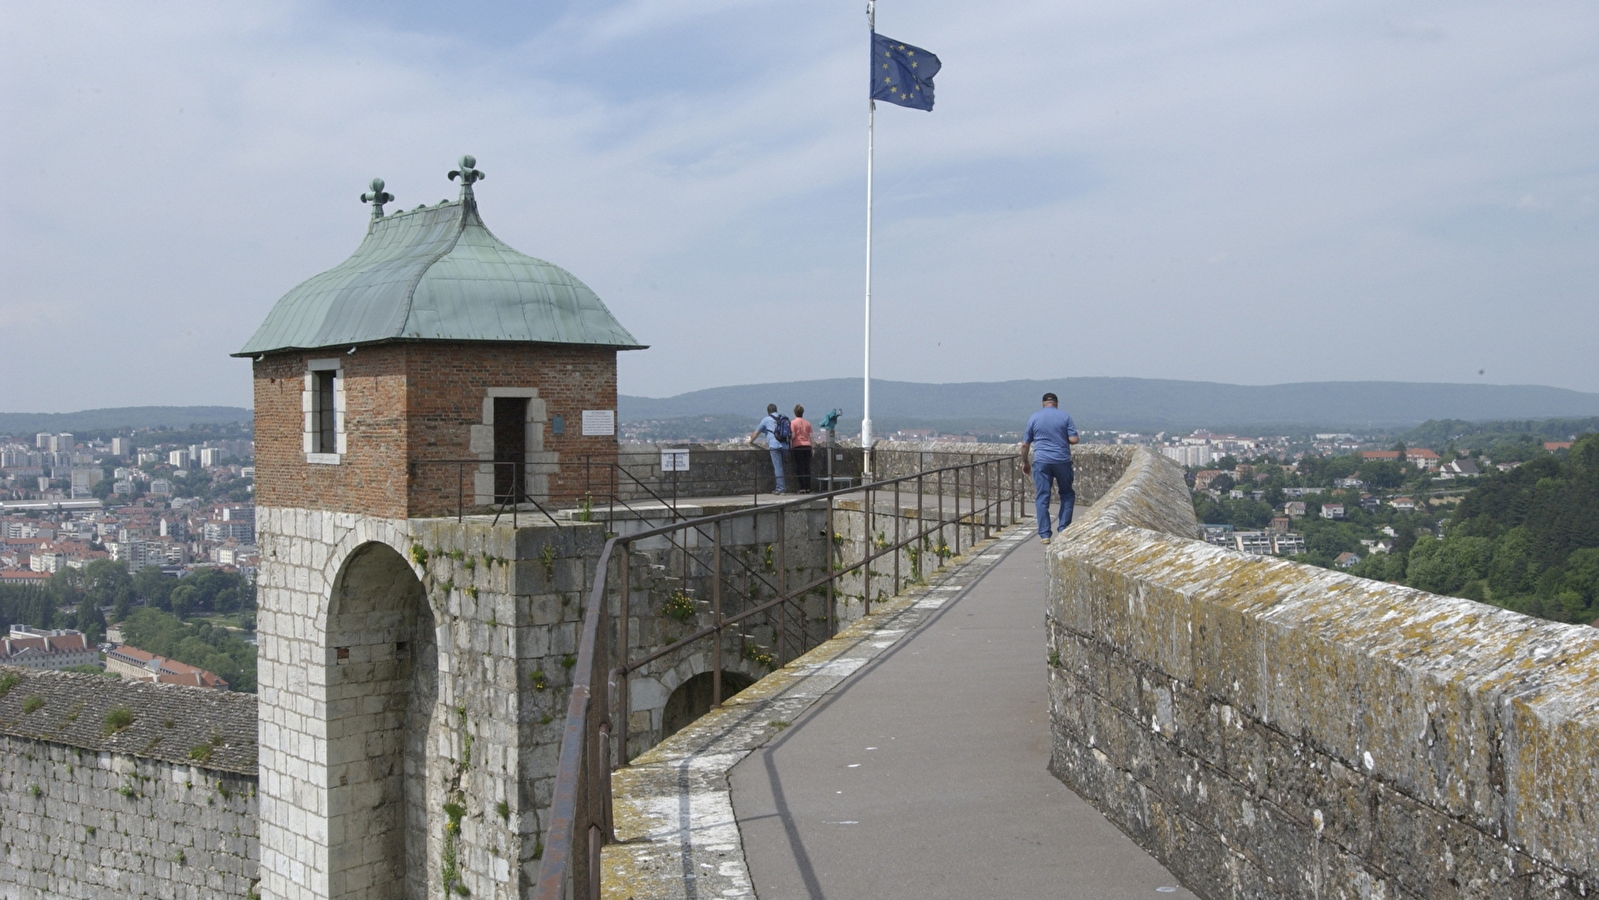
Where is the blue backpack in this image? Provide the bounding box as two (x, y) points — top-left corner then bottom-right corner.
(772, 414), (792, 444)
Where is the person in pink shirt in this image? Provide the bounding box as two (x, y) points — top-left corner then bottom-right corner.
(790, 405), (815, 492)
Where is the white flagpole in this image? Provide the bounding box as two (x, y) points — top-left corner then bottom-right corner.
(862, 0), (876, 479)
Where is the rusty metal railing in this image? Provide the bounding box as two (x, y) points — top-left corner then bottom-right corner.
(534, 453), (1024, 900)
(407, 459), (563, 527)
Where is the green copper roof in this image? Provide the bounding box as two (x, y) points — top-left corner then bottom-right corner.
(236, 159), (645, 356)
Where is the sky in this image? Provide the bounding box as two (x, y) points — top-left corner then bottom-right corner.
(2, 0), (1597, 413)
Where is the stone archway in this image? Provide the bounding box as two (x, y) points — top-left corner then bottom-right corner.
(325, 541), (439, 900)
(660, 670), (757, 739)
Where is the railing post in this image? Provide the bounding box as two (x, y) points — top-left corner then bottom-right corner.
(617, 557), (630, 765)
(599, 719), (615, 843)
(864, 482), (873, 616)
(985, 460), (993, 540)
(826, 486), (836, 634)
(917, 468), (924, 581)
(588, 824), (603, 900)
(776, 506), (787, 663)
(457, 461), (464, 522)
(893, 479), (901, 596)
(937, 469), (945, 570)
(953, 466), (961, 558)
(712, 519), (723, 708)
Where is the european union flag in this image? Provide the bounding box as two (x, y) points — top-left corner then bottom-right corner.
(871, 33), (940, 111)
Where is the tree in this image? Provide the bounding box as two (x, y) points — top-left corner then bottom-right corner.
(1360, 460), (1404, 490)
(118, 607), (256, 692)
(1405, 535), (1492, 596)
(1487, 527), (1536, 597)
(73, 600), (106, 644)
(133, 565), (176, 609)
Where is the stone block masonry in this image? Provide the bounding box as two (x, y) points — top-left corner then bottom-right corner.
(254, 504), (627, 900)
(0, 667), (259, 898)
(1047, 447), (1599, 899)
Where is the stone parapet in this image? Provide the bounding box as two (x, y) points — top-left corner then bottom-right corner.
(1048, 446), (1599, 898)
(0, 668), (258, 897)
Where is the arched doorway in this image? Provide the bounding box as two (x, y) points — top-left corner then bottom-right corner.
(661, 670), (757, 739)
(325, 542), (438, 899)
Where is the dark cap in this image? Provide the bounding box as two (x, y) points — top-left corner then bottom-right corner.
(1042, 392), (1058, 403)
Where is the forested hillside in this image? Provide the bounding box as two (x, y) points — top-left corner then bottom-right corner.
(1418, 434), (1599, 624)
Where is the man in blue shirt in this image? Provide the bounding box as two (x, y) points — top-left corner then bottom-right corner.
(749, 403), (789, 493)
(1022, 392), (1079, 544)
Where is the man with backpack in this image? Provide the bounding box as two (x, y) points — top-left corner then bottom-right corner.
(750, 403), (791, 493)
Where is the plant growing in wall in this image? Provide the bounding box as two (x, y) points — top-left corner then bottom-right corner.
(0, 672), (21, 696)
(742, 642), (776, 671)
(540, 544), (557, 580)
(528, 669), (548, 691)
(663, 590), (697, 623)
(103, 706), (135, 735)
(22, 694), (44, 714)
(410, 545), (430, 567)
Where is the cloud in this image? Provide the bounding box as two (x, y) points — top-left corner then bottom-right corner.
(1, 0), (1597, 414)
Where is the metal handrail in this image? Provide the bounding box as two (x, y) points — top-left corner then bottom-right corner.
(407, 459), (564, 527)
(534, 453), (1025, 900)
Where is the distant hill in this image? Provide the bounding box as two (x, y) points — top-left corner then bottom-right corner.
(620, 378), (1599, 434)
(0, 406), (253, 436)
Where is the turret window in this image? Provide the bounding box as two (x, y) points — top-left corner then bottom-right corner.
(303, 359), (346, 464)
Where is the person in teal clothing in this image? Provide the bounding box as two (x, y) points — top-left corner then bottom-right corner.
(1021, 392), (1079, 544)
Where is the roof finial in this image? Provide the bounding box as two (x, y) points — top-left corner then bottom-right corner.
(360, 178), (394, 219)
(448, 155), (485, 186)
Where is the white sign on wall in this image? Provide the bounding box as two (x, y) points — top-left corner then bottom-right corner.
(581, 409), (615, 436)
(661, 449), (690, 472)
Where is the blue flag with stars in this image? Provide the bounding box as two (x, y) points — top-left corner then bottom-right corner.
(871, 33), (940, 111)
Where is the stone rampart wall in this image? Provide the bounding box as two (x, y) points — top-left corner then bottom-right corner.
(611, 443), (864, 499)
(1048, 446), (1599, 899)
(0, 667), (259, 898)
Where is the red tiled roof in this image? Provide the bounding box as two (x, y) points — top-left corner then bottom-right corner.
(107, 645), (228, 689)
(0, 632), (89, 659)
(0, 571), (52, 582)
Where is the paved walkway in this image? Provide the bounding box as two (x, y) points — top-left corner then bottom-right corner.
(729, 531), (1197, 900)
(602, 524), (1196, 900)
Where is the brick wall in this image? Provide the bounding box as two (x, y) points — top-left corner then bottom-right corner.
(253, 341), (621, 518)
